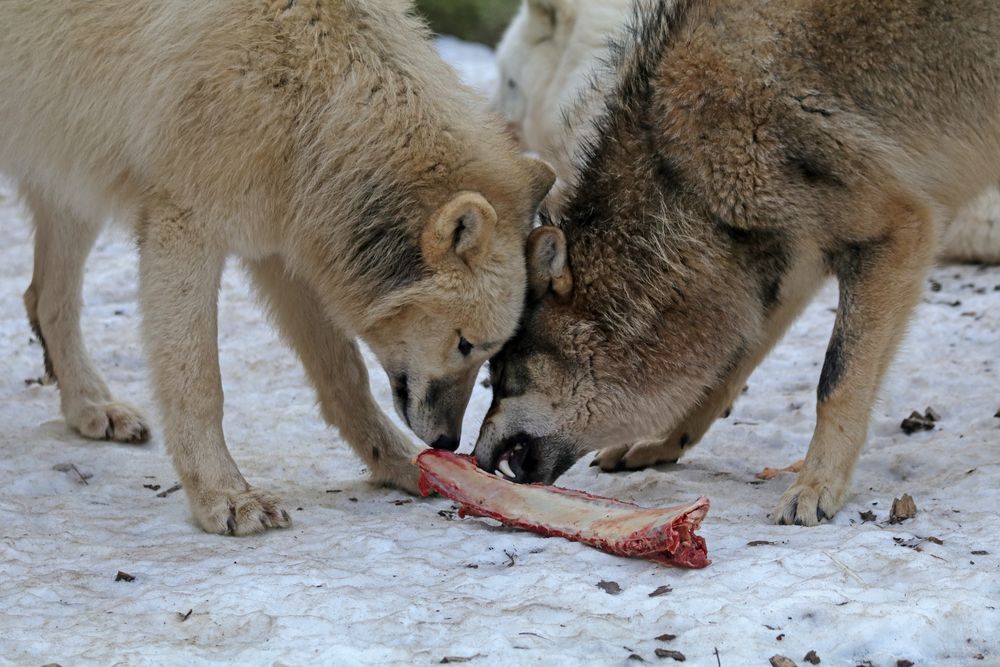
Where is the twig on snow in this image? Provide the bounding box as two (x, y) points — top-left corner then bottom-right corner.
(824, 551), (865, 585)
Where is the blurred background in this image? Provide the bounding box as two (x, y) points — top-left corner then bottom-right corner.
(414, 0), (520, 45)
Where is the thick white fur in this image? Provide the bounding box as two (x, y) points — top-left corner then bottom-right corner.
(493, 0), (633, 177)
(0, 0), (551, 535)
(938, 188), (1000, 263)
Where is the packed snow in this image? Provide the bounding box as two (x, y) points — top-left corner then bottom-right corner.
(1, 38), (998, 667)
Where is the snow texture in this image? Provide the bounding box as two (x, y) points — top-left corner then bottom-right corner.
(1, 38), (998, 667)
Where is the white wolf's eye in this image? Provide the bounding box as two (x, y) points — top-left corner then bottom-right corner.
(458, 336), (473, 357)
(507, 78), (517, 91)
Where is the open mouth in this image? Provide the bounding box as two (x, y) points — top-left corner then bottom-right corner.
(494, 435), (532, 483)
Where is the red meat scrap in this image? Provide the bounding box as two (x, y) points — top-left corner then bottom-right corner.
(417, 450), (710, 568)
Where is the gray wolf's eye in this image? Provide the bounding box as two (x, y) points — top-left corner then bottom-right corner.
(507, 78), (517, 90)
(458, 337), (473, 356)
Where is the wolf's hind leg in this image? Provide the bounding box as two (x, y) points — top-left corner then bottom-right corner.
(23, 189), (149, 443)
(246, 256), (422, 494)
(937, 185), (1000, 264)
(774, 193), (934, 526)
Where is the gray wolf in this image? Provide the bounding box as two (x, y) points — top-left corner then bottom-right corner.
(475, 0), (1000, 526)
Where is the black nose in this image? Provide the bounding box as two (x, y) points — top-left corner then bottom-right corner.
(431, 435), (460, 452)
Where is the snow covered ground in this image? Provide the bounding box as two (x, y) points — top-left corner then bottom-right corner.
(1, 38), (999, 667)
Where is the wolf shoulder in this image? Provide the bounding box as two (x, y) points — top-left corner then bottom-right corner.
(640, 0), (1000, 231)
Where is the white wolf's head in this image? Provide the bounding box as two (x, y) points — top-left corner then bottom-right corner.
(492, 0), (632, 158)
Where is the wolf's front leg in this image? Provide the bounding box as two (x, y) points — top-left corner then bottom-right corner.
(774, 194), (934, 526)
(592, 383), (736, 472)
(596, 258), (824, 473)
(246, 257), (422, 494)
(138, 199), (290, 535)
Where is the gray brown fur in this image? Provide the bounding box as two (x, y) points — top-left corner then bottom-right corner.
(475, 0), (1000, 526)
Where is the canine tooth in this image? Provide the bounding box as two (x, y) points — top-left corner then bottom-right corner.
(498, 458), (516, 479)
(494, 470), (504, 479)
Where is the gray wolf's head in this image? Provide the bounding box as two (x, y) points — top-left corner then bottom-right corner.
(472, 219), (750, 483)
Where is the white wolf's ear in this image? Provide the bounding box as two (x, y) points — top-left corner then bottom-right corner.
(523, 157), (557, 210)
(526, 0), (576, 36)
(527, 226), (572, 300)
(423, 192), (498, 268)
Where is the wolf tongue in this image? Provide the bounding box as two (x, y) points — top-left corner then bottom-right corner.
(416, 450), (711, 568)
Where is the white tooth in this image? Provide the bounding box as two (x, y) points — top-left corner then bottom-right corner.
(513, 443), (524, 453)
(498, 458), (516, 479)
(494, 470), (504, 478)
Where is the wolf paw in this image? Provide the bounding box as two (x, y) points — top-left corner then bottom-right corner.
(591, 440), (682, 472)
(195, 488), (292, 536)
(591, 444), (630, 471)
(69, 401), (150, 444)
(772, 475), (846, 526)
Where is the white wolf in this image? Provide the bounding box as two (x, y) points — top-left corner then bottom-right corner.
(0, 0), (553, 535)
(493, 0), (633, 183)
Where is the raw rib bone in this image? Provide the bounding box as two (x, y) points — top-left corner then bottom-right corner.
(417, 450), (710, 568)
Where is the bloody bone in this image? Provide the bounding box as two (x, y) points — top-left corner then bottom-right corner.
(417, 450), (710, 568)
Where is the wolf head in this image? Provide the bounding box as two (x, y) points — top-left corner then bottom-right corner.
(493, 0), (573, 144)
(353, 155), (556, 452)
(472, 225), (594, 481)
(493, 0), (631, 154)
(471, 221), (734, 483)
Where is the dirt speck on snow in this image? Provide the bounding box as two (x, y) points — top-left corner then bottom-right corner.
(901, 409), (938, 434)
(597, 580), (621, 595)
(655, 649), (685, 661)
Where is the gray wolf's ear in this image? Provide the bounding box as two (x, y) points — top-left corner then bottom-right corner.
(523, 157), (556, 210)
(527, 226), (572, 300)
(422, 192), (498, 268)
(526, 0), (576, 35)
